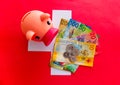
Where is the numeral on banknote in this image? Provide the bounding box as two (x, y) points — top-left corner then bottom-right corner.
(78, 24), (86, 32)
(60, 19), (68, 25)
(68, 19), (79, 28)
(90, 32), (96, 39)
(89, 45), (95, 50)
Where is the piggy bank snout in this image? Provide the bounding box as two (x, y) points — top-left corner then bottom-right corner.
(31, 27), (58, 46)
(42, 28), (58, 46)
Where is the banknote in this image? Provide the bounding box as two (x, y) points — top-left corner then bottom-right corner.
(50, 61), (79, 73)
(57, 18), (68, 38)
(52, 38), (96, 67)
(63, 19), (92, 39)
(72, 31), (99, 45)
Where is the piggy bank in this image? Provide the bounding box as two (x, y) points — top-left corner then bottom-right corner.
(21, 10), (58, 46)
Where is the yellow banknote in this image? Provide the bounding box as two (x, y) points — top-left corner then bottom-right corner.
(52, 38), (96, 67)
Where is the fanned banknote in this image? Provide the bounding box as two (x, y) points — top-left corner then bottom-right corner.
(50, 61), (79, 73)
(72, 31), (99, 45)
(63, 19), (92, 39)
(57, 18), (68, 38)
(52, 38), (96, 67)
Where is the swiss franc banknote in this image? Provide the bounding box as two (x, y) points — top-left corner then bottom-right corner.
(52, 38), (96, 67)
(50, 61), (79, 73)
(57, 18), (68, 38)
(72, 31), (99, 45)
(63, 19), (92, 39)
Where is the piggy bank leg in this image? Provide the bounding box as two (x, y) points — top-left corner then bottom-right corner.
(26, 31), (35, 40)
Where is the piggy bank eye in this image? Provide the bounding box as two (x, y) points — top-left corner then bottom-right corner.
(47, 21), (51, 25)
(35, 36), (40, 40)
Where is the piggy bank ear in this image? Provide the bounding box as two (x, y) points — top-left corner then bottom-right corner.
(26, 31), (35, 40)
(40, 13), (50, 21)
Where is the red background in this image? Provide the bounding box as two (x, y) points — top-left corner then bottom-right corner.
(0, 0), (120, 85)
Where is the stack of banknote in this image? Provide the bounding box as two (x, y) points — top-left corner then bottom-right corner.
(50, 18), (99, 73)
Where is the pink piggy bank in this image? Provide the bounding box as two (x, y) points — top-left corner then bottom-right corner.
(21, 10), (58, 46)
